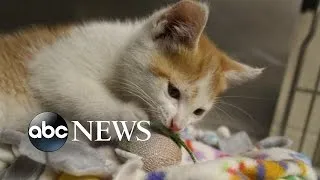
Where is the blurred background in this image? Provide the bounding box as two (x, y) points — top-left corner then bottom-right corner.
(1, 0), (319, 167)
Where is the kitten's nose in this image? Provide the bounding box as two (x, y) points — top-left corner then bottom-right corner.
(170, 120), (181, 132)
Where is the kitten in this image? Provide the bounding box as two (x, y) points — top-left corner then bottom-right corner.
(0, 0), (262, 138)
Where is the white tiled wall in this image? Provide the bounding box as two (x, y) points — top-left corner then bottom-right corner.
(304, 96), (320, 161)
(298, 22), (320, 89)
(270, 12), (320, 166)
(270, 13), (313, 136)
(285, 92), (312, 131)
(284, 92), (312, 150)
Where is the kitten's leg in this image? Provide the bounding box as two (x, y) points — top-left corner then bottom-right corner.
(113, 158), (145, 180)
(29, 72), (148, 141)
(184, 125), (230, 146)
(114, 148), (142, 161)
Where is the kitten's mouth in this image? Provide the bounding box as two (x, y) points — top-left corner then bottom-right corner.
(170, 121), (181, 132)
(153, 106), (181, 132)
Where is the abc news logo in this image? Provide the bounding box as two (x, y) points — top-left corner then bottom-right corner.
(28, 112), (68, 152)
(28, 112), (151, 152)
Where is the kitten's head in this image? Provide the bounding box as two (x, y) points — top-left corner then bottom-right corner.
(117, 0), (263, 131)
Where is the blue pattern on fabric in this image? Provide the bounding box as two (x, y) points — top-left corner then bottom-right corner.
(146, 171), (166, 180)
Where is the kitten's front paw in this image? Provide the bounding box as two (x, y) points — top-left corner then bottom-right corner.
(115, 148), (142, 161)
(106, 103), (149, 140)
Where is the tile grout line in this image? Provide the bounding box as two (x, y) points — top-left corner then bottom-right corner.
(298, 67), (320, 152)
(312, 67), (320, 164)
(280, 10), (319, 136)
(296, 88), (320, 94)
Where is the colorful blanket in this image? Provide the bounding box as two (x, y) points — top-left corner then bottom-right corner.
(0, 128), (318, 180)
(113, 127), (318, 180)
(173, 128), (318, 180)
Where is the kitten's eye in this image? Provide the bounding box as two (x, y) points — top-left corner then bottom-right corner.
(168, 83), (180, 99)
(193, 108), (205, 116)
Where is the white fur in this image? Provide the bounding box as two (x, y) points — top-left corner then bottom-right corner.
(225, 65), (265, 86)
(28, 21), (151, 138)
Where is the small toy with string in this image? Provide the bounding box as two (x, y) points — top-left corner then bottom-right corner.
(117, 122), (196, 172)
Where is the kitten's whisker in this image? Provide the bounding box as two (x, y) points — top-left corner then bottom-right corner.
(113, 81), (155, 104)
(220, 96), (274, 101)
(115, 92), (161, 115)
(119, 88), (156, 109)
(119, 84), (158, 108)
(212, 105), (234, 121)
(139, 108), (160, 114)
(115, 80), (154, 103)
(120, 79), (159, 107)
(214, 108), (223, 122)
(111, 78), (159, 109)
(217, 101), (256, 123)
(116, 87), (157, 109)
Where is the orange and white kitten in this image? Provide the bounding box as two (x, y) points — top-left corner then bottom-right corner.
(0, 1), (262, 137)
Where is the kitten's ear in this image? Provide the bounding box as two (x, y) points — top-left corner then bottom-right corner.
(221, 54), (264, 87)
(152, 0), (209, 51)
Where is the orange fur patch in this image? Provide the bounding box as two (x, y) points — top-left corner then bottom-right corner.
(0, 25), (71, 98)
(150, 34), (232, 99)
